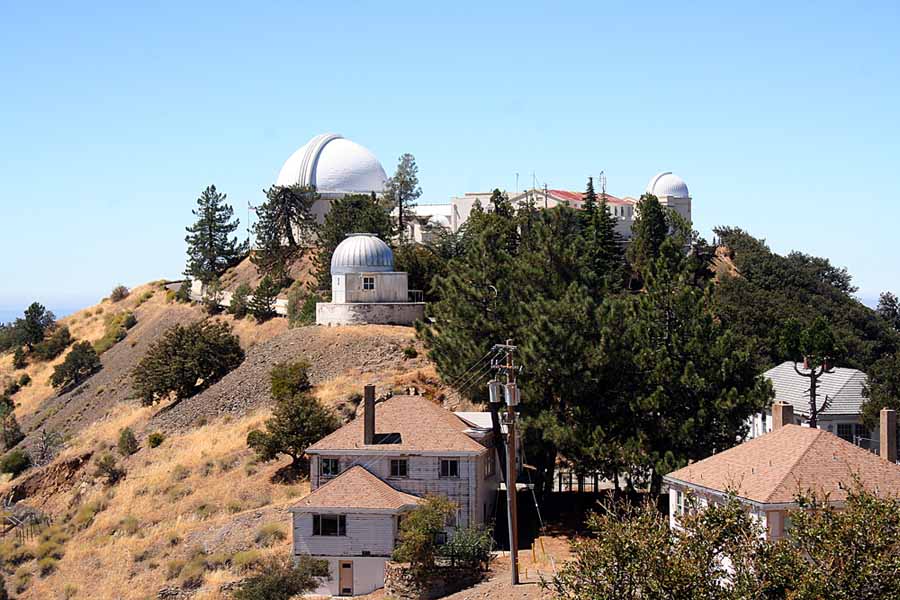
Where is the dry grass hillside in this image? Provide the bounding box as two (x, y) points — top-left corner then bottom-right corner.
(0, 281), (443, 599)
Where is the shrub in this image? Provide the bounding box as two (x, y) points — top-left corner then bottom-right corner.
(12, 348), (26, 370)
(249, 275), (279, 322)
(35, 540), (64, 560)
(93, 311), (136, 354)
(232, 554), (329, 600)
(165, 559), (185, 580)
(33, 325), (73, 361)
(229, 283), (252, 319)
(116, 515), (140, 535)
(202, 278), (223, 315)
(0, 410), (23, 451)
(37, 556), (57, 577)
(94, 452), (125, 485)
(132, 321), (244, 405)
(118, 427), (139, 456)
(171, 464), (191, 481)
(13, 567), (30, 593)
(269, 360), (312, 401)
(17, 373), (30, 387)
(403, 346), (418, 359)
(392, 495), (457, 575)
(231, 549), (263, 573)
(176, 280), (192, 303)
(136, 290), (154, 306)
(110, 285), (130, 302)
(147, 432), (165, 448)
(254, 523), (287, 547)
(286, 282), (320, 327)
(0, 540), (34, 565)
(74, 499), (106, 529)
(0, 573), (9, 600)
(50, 342), (101, 389)
(0, 450), (30, 477)
(193, 502), (217, 520)
(226, 500), (243, 514)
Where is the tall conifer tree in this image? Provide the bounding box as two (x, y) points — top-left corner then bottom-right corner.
(251, 185), (318, 285)
(184, 185), (247, 283)
(384, 154), (422, 243)
(626, 193), (670, 275)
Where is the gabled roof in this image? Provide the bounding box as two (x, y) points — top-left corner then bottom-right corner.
(765, 361), (867, 417)
(307, 395), (487, 454)
(291, 466), (421, 512)
(664, 425), (900, 505)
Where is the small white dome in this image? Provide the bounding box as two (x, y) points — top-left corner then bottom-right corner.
(646, 172), (690, 198)
(277, 133), (387, 196)
(331, 234), (394, 275)
(428, 215), (450, 228)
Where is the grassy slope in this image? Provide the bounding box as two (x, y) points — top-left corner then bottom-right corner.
(0, 281), (438, 599)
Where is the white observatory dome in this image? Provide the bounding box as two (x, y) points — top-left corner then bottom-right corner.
(276, 133), (387, 196)
(331, 234), (394, 275)
(646, 172), (690, 198)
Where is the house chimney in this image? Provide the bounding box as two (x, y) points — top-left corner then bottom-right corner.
(364, 384), (375, 445)
(772, 402), (794, 430)
(880, 408), (897, 463)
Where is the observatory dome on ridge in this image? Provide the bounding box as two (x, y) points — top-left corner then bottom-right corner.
(276, 133), (387, 197)
(646, 172), (690, 199)
(330, 234), (395, 275)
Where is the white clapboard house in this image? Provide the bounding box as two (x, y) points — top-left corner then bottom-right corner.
(290, 389), (503, 596)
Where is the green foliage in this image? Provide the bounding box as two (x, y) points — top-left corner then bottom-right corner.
(384, 153), (422, 243)
(231, 549), (263, 572)
(0, 449), (30, 477)
(110, 285), (130, 302)
(251, 184), (318, 284)
(117, 427), (139, 456)
(201, 277), (224, 315)
(17, 373), (30, 387)
(313, 193), (394, 290)
(714, 227), (898, 371)
(32, 325), (73, 361)
(877, 291), (900, 332)
(861, 350), (900, 430)
(626, 193), (670, 276)
(147, 432), (165, 448)
(50, 341), (101, 390)
(392, 495), (456, 575)
(175, 280), (192, 303)
(403, 346), (418, 359)
(286, 282), (321, 327)
(549, 485), (900, 600)
(21, 302), (55, 349)
(12, 347), (26, 369)
(74, 499), (107, 529)
(184, 185), (248, 283)
(232, 554), (329, 600)
(0, 402), (24, 451)
(439, 525), (492, 570)
(247, 362), (338, 467)
(132, 320), (244, 405)
(95, 452), (125, 485)
(93, 311), (136, 354)
(394, 242), (449, 303)
(254, 523), (286, 547)
(0, 573), (8, 600)
(249, 275), (279, 322)
(229, 282), (252, 319)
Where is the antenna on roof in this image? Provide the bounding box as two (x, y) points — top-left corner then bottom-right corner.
(600, 170), (607, 195)
(515, 172), (519, 194)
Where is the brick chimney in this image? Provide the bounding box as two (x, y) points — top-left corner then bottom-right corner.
(880, 408), (897, 463)
(772, 402), (794, 430)
(364, 384), (375, 445)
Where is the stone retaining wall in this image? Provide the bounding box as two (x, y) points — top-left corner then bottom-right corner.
(383, 561), (484, 600)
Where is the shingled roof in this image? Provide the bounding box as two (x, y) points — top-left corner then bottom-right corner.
(307, 395), (487, 454)
(665, 425), (900, 505)
(765, 361), (867, 418)
(290, 466), (421, 512)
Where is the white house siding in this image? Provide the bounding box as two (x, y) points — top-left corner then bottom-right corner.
(308, 556), (387, 596)
(311, 453), (490, 527)
(292, 512), (397, 557)
(340, 272), (408, 303)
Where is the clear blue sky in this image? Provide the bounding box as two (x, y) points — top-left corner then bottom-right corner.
(1, 1), (898, 318)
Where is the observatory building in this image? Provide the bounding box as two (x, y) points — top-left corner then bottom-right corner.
(276, 133), (387, 223)
(316, 234), (425, 326)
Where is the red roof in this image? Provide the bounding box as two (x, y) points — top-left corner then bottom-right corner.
(547, 190), (632, 206)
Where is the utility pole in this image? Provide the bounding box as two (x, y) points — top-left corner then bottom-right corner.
(490, 340), (519, 585)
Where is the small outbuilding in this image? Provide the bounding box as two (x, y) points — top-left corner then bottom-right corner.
(316, 234), (425, 326)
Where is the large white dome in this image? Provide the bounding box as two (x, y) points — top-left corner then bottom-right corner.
(331, 234), (394, 275)
(276, 133), (387, 196)
(646, 172), (690, 199)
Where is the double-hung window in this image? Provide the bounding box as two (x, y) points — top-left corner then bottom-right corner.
(313, 514), (347, 536)
(484, 450), (495, 478)
(440, 458), (459, 478)
(320, 458), (340, 477)
(390, 459), (408, 478)
(363, 276), (375, 291)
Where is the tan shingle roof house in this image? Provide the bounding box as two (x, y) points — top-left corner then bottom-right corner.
(291, 388), (502, 597)
(665, 405), (900, 540)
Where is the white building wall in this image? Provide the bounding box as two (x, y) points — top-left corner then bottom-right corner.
(306, 556), (387, 597)
(311, 453), (491, 528)
(292, 512), (397, 557)
(340, 272), (408, 303)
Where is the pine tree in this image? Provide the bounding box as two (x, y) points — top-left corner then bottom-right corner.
(184, 185), (247, 283)
(251, 185), (318, 285)
(878, 292), (900, 332)
(587, 199), (625, 292)
(21, 302), (54, 349)
(384, 153), (422, 243)
(581, 176), (598, 225)
(626, 193), (670, 276)
(313, 193), (393, 290)
(249, 275), (279, 322)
